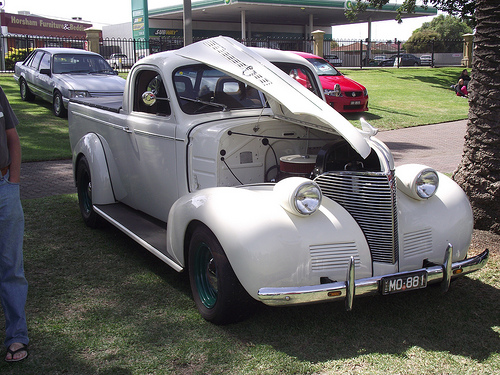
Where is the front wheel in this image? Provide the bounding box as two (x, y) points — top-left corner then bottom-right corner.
(53, 90), (67, 117)
(76, 157), (102, 228)
(188, 225), (256, 324)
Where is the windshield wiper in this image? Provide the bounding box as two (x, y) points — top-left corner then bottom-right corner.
(179, 96), (228, 112)
(92, 70), (114, 74)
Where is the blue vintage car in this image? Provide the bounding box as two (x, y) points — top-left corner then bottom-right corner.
(14, 48), (126, 117)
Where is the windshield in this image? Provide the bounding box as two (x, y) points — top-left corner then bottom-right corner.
(306, 58), (342, 77)
(53, 54), (115, 74)
(174, 65), (265, 114)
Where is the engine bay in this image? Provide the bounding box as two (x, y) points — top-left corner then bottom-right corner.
(190, 119), (385, 190)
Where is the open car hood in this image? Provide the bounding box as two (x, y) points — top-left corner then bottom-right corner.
(176, 36), (371, 159)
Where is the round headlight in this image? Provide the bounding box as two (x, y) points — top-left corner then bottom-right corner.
(274, 177), (322, 216)
(396, 165), (440, 200)
(416, 169), (439, 199)
(294, 182), (322, 215)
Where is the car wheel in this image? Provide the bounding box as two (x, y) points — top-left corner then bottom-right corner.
(53, 90), (67, 117)
(20, 79), (35, 102)
(76, 157), (102, 228)
(188, 225), (256, 324)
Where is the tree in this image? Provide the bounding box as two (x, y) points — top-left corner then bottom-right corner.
(421, 14), (472, 40)
(404, 29), (440, 53)
(347, 0), (500, 234)
(345, 0), (476, 26)
(404, 15), (472, 53)
(453, 0), (500, 234)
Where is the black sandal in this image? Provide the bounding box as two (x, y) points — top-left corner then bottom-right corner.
(5, 343), (29, 362)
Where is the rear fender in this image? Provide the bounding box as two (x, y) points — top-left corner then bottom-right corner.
(72, 133), (115, 205)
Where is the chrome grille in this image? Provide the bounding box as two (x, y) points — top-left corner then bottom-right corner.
(89, 91), (123, 97)
(315, 172), (399, 264)
(345, 91), (363, 98)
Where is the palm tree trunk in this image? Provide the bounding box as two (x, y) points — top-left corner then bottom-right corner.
(453, 0), (500, 234)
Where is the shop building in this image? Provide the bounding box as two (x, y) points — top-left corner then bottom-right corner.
(1, 10), (94, 50)
(103, 0), (437, 42)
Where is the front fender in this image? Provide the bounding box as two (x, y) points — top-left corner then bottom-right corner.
(166, 185), (371, 299)
(72, 133), (115, 205)
(396, 170), (473, 270)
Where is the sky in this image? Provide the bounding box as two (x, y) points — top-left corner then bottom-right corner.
(4, 0), (436, 41)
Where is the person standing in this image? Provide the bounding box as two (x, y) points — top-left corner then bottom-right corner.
(0, 86), (29, 362)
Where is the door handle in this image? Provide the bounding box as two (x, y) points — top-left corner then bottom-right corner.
(122, 127), (133, 133)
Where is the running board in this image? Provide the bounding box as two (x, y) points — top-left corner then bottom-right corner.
(94, 203), (183, 272)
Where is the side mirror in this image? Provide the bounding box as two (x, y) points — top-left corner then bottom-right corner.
(40, 68), (51, 76)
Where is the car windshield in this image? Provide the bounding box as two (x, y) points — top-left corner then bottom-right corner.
(53, 54), (115, 74)
(174, 65), (265, 114)
(306, 58), (342, 77)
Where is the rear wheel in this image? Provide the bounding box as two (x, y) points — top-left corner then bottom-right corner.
(188, 225), (256, 324)
(20, 79), (35, 102)
(76, 157), (102, 228)
(53, 90), (67, 117)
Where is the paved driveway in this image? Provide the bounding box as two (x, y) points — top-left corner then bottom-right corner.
(376, 120), (466, 174)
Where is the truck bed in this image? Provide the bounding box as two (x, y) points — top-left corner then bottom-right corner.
(70, 96), (123, 113)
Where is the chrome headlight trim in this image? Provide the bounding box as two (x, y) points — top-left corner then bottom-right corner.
(274, 177), (322, 216)
(416, 169), (439, 199)
(396, 164), (439, 200)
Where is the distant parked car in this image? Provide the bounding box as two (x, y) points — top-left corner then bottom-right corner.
(13, 48), (126, 117)
(323, 54), (343, 66)
(378, 56), (396, 66)
(292, 51), (368, 113)
(420, 54), (433, 66)
(106, 53), (135, 69)
(379, 54), (421, 67)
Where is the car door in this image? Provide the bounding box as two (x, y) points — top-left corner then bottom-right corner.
(35, 52), (54, 103)
(108, 67), (179, 222)
(24, 50), (45, 97)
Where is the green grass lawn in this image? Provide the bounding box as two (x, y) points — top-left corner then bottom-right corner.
(0, 195), (497, 374)
(2, 74), (71, 162)
(3, 67), (469, 162)
(342, 67), (470, 129)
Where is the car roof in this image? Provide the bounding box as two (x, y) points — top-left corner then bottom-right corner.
(248, 48), (317, 65)
(139, 46), (316, 72)
(289, 51), (324, 60)
(33, 48), (100, 56)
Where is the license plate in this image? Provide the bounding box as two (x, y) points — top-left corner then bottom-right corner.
(381, 271), (427, 295)
(350, 100), (361, 105)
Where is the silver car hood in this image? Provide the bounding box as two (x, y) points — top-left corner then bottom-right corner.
(176, 36), (371, 159)
(57, 73), (125, 92)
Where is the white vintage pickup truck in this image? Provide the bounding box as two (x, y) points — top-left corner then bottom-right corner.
(68, 36), (488, 324)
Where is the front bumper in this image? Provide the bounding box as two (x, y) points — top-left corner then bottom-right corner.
(258, 245), (489, 310)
